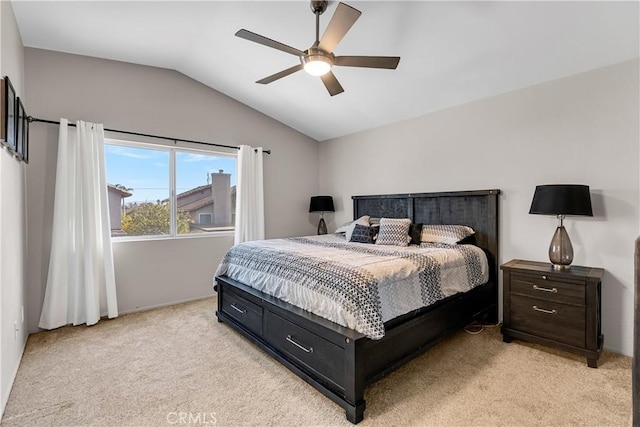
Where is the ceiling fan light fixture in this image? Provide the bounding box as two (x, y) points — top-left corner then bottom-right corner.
(302, 49), (333, 76)
(304, 58), (331, 76)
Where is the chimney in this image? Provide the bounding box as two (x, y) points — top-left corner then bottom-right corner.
(211, 170), (232, 227)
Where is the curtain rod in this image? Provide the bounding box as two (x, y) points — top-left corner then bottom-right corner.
(27, 117), (272, 155)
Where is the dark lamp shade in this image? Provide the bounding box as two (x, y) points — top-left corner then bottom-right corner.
(529, 185), (593, 217)
(309, 196), (334, 213)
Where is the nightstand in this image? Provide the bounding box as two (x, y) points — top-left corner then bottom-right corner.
(501, 259), (604, 368)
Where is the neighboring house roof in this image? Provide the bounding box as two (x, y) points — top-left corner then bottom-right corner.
(108, 184), (133, 198)
(168, 185), (237, 214)
(179, 197), (213, 212)
(176, 184), (209, 200)
(165, 185), (211, 210)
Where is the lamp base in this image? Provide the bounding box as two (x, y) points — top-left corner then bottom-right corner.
(549, 223), (574, 270)
(317, 217), (327, 235)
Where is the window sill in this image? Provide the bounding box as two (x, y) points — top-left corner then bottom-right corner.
(112, 230), (234, 243)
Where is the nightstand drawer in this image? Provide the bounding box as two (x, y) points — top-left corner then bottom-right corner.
(511, 273), (584, 306)
(509, 294), (585, 348)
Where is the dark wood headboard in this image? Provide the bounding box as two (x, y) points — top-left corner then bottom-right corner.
(352, 189), (501, 317)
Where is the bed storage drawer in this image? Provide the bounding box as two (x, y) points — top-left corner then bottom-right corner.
(266, 311), (345, 390)
(221, 289), (263, 337)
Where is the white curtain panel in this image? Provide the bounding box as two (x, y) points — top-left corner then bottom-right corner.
(39, 119), (118, 329)
(234, 145), (265, 245)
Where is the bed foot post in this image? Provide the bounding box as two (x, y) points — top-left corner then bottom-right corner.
(215, 311), (224, 323)
(345, 400), (366, 424)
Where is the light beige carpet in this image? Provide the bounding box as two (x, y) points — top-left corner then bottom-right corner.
(1, 297), (631, 426)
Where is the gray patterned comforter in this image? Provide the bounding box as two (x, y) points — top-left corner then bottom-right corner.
(214, 234), (488, 339)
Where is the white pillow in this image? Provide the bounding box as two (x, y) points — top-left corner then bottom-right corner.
(375, 218), (411, 247)
(420, 225), (475, 245)
(337, 216), (370, 241)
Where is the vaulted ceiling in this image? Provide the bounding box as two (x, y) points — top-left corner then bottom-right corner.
(12, 1), (640, 141)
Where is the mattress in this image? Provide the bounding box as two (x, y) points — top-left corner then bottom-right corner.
(214, 234), (488, 339)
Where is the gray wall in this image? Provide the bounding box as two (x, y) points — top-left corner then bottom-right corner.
(0, 1), (27, 415)
(319, 59), (640, 356)
(25, 48), (319, 331)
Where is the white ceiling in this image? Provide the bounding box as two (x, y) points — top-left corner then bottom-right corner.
(11, 1), (640, 141)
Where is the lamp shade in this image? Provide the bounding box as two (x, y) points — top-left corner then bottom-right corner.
(529, 185), (593, 216)
(309, 196), (334, 213)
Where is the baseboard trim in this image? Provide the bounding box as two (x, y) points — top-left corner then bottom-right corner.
(117, 295), (215, 317)
(1, 333), (28, 419)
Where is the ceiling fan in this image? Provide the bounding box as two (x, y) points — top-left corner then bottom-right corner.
(235, 1), (401, 96)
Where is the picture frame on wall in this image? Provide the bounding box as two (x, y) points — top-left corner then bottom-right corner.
(16, 97), (25, 160)
(1, 78), (5, 143)
(2, 76), (16, 153)
(22, 109), (29, 164)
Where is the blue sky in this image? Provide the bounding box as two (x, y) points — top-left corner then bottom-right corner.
(105, 144), (236, 203)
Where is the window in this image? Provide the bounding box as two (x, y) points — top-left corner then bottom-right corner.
(199, 213), (213, 225)
(105, 139), (236, 238)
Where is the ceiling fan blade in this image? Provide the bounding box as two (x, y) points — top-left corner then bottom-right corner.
(335, 56), (400, 69)
(256, 64), (304, 84)
(320, 71), (344, 96)
(235, 29), (305, 57)
(318, 3), (362, 53)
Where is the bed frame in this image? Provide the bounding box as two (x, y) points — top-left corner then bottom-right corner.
(215, 189), (500, 423)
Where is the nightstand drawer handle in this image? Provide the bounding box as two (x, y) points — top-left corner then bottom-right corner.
(286, 335), (313, 353)
(533, 305), (557, 315)
(533, 284), (558, 293)
(542, 275), (547, 280)
(230, 303), (246, 314)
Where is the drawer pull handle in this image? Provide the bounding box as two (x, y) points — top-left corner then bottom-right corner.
(533, 284), (558, 293)
(286, 335), (314, 354)
(542, 275), (547, 280)
(230, 303), (246, 314)
(533, 305), (557, 315)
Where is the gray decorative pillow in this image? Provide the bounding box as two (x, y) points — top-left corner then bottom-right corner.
(349, 224), (378, 244)
(376, 218), (411, 247)
(421, 225), (475, 245)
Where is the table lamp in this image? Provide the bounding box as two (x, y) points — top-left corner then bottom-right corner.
(309, 196), (334, 235)
(529, 184), (593, 270)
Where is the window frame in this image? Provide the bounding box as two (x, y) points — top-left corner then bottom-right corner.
(105, 138), (237, 241)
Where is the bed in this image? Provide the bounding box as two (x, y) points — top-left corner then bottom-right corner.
(214, 189), (500, 423)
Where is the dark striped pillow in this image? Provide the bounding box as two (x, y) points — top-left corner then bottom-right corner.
(408, 223), (423, 245)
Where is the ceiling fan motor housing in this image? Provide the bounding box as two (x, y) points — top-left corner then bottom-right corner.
(310, 1), (328, 15)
